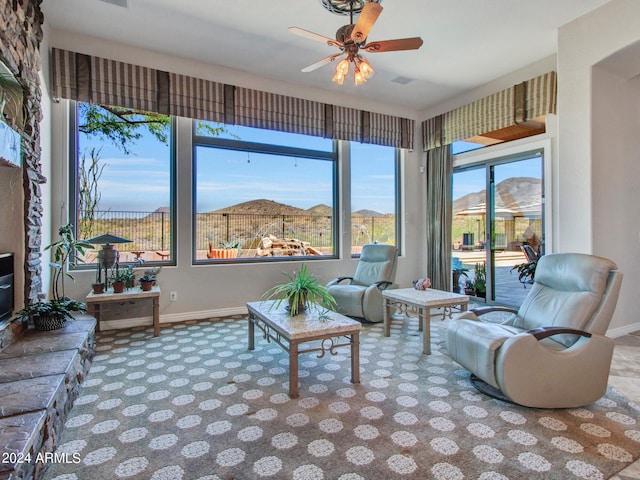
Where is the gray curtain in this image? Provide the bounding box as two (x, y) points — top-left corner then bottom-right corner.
(425, 146), (453, 290)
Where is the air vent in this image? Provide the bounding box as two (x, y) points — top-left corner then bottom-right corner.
(98, 0), (128, 7)
(391, 76), (414, 85)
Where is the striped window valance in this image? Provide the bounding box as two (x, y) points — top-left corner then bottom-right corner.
(51, 48), (415, 149)
(422, 71), (557, 151)
(234, 87), (325, 138)
(169, 73), (224, 123)
(332, 106), (362, 143)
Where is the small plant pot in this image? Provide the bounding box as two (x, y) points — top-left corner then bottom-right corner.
(209, 248), (239, 259)
(92, 283), (105, 294)
(34, 314), (66, 331)
(112, 281), (125, 293)
(140, 280), (154, 291)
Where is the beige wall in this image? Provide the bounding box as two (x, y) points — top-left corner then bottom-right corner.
(557, 0), (640, 334)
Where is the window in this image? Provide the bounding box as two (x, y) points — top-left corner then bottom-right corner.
(452, 152), (543, 306)
(350, 143), (400, 255)
(70, 102), (174, 266)
(193, 123), (338, 262)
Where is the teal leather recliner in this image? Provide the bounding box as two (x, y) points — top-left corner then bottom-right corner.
(446, 253), (623, 408)
(327, 244), (398, 323)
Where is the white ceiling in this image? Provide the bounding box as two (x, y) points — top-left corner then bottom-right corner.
(41, 0), (611, 111)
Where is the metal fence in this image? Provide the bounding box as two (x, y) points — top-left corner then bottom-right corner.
(79, 210), (396, 255)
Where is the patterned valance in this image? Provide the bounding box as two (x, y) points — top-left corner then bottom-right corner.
(51, 48), (415, 149)
(234, 87), (325, 138)
(422, 71), (557, 151)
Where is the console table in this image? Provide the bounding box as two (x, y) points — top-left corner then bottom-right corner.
(86, 286), (161, 336)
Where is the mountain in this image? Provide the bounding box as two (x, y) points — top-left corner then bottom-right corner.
(353, 209), (384, 217)
(453, 177), (541, 213)
(306, 204), (333, 216)
(213, 199), (307, 216)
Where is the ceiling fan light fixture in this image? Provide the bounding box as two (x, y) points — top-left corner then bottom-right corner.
(332, 71), (346, 85)
(292, 0), (422, 87)
(354, 66), (367, 86)
(358, 56), (375, 79)
(336, 58), (350, 75)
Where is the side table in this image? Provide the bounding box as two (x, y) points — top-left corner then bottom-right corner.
(86, 286), (161, 336)
(382, 288), (469, 354)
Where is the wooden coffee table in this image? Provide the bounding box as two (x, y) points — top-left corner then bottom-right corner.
(382, 288), (469, 355)
(247, 300), (361, 398)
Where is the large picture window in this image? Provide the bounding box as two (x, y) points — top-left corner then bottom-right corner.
(194, 124), (338, 262)
(70, 101), (175, 265)
(350, 143), (400, 255)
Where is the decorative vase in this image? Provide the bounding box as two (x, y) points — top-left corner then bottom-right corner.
(34, 314), (66, 331)
(112, 281), (125, 293)
(92, 283), (105, 294)
(140, 280), (153, 291)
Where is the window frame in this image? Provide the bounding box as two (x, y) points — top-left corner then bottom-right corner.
(349, 144), (402, 257)
(68, 100), (177, 268)
(192, 125), (340, 264)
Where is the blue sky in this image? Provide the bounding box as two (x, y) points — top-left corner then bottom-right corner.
(80, 118), (397, 214)
(452, 155), (542, 201)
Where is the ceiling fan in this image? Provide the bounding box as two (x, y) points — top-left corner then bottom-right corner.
(289, 0), (423, 85)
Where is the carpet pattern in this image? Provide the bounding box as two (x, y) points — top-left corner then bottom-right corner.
(43, 313), (640, 480)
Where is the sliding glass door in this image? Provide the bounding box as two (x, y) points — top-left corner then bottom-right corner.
(452, 152), (543, 306)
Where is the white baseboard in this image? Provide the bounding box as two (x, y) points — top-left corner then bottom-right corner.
(98, 306), (248, 332)
(607, 322), (640, 339)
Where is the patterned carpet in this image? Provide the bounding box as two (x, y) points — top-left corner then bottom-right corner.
(43, 312), (640, 480)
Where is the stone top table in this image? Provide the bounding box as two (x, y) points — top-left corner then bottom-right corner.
(246, 300), (361, 398)
(382, 288), (469, 355)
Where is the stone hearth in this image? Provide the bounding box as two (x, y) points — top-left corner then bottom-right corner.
(0, 315), (95, 480)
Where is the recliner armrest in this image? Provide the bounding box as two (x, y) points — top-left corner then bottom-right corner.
(526, 326), (592, 341)
(471, 306), (518, 316)
(327, 276), (353, 287)
(373, 280), (393, 290)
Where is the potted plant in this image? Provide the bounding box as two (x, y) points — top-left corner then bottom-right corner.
(122, 265), (136, 288)
(511, 259), (537, 287)
(451, 257), (469, 293)
(139, 274), (155, 291)
(110, 271), (130, 293)
(17, 224), (93, 331)
(262, 264), (337, 316)
(46, 223), (94, 303)
(17, 298), (87, 331)
(465, 262), (486, 298)
(207, 240), (241, 259)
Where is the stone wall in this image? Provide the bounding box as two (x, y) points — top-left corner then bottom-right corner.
(0, 0), (46, 304)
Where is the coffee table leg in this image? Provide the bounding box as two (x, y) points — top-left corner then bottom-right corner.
(248, 315), (255, 351)
(422, 307), (431, 355)
(290, 341), (299, 398)
(351, 332), (360, 385)
(383, 298), (391, 337)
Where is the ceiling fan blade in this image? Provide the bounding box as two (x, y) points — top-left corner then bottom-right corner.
(351, 2), (383, 43)
(301, 54), (343, 73)
(363, 37), (424, 53)
(288, 27), (342, 48)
